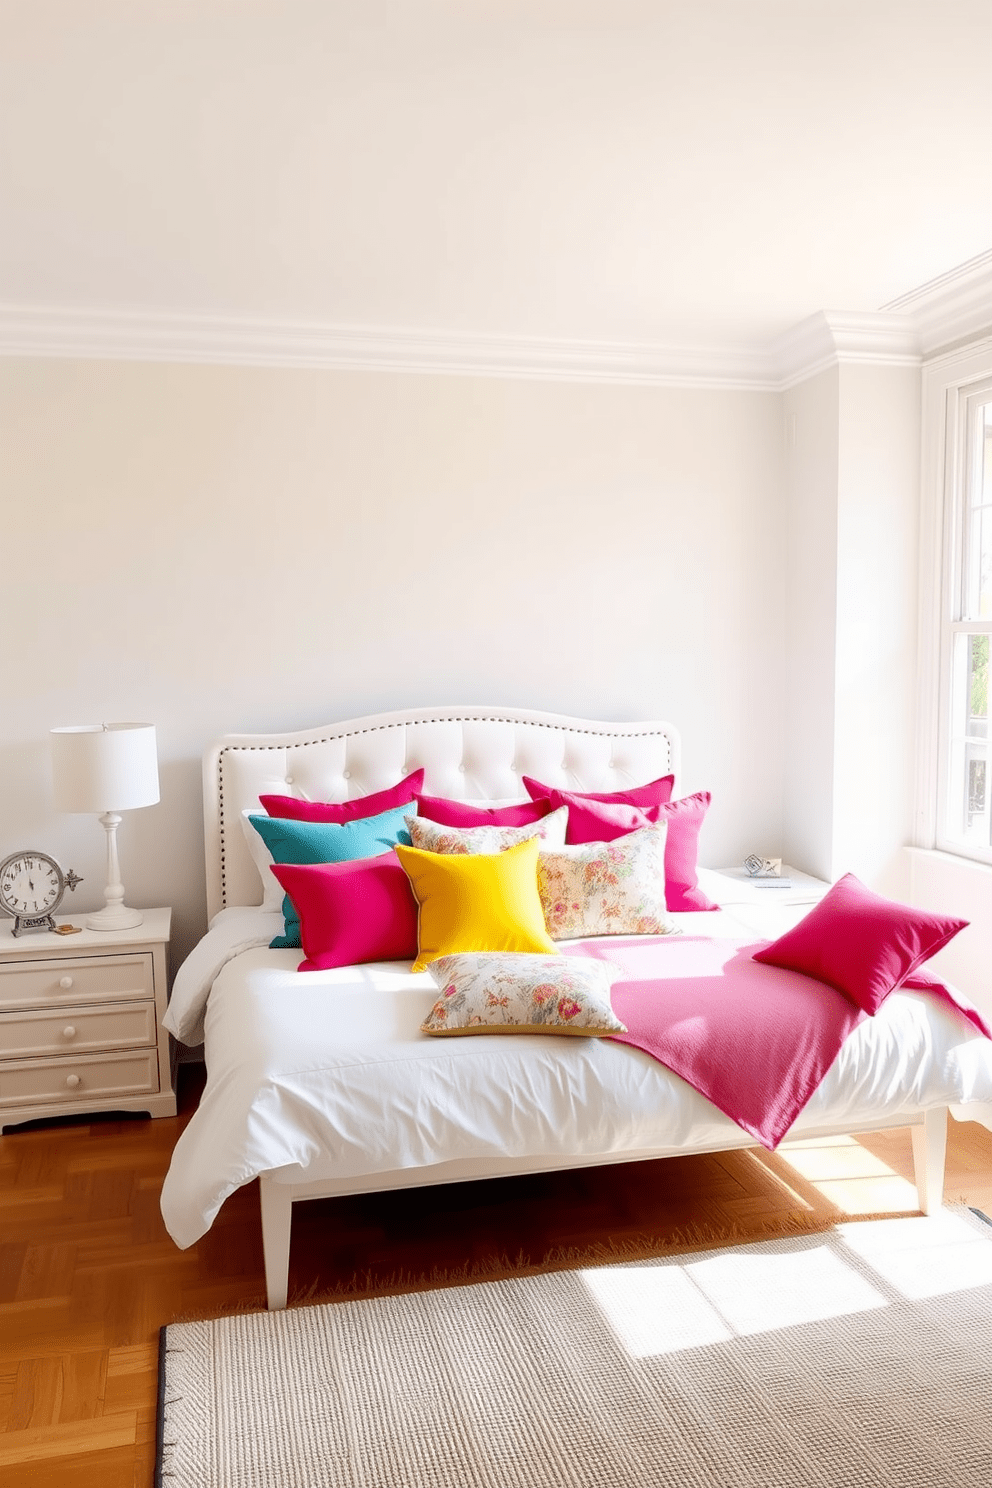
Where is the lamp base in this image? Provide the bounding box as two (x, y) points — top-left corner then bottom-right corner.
(86, 903), (144, 932)
(87, 811), (145, 931)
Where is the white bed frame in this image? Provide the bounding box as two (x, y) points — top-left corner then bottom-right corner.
(202, 705), (948, 1309)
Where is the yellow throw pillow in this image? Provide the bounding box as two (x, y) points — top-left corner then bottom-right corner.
(395, 836), (558, 973)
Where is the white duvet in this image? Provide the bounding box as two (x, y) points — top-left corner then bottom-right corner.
(160, 891), (992, 1250)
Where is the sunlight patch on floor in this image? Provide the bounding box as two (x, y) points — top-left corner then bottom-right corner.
(581, 1210), (992, 1360)
(771, 1134), (920, 1214)
(581, 1245), (887, 1358)
(580, 1266), (734, 1356)
(838, 1210), (992, 1300)
(739, 1148), (816, 1211)
(686, 1245), (888, 1334)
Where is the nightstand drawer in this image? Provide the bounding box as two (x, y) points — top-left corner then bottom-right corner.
(0, 1048), (160, 1108)
(0, 953), (154, 1011)
(0, 1000), (158, 1059)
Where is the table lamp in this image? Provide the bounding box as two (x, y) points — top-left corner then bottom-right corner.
(51, 723), (160, 930)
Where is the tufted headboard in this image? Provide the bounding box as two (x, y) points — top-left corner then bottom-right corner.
(204, 705), (681, 919)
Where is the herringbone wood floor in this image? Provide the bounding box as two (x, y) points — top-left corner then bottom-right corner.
(1, 1065), (990, 1487)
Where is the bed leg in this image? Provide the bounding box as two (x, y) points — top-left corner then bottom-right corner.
(260, 1175), (293, 1310)
(911, 1107), (947, 1215)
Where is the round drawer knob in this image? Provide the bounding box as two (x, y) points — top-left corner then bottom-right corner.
(65, 1074), (81, 1090)
(62, 1025), (77, 1039)
(59, 976), (73, 989)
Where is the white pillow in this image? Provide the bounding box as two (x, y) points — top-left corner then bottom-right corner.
(240, 809), (284, 912)
(405, 805), (568, 854)
(422, 951), (626, 1036)
(538, 824), (675, 940)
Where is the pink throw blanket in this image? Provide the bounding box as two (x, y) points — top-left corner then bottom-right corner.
(567, 937), (990, 1149)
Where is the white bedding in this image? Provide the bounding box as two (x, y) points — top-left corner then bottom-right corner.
(160, 894), (992, 1251)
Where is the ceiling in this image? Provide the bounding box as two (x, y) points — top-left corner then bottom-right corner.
(1, 0), (990, 363)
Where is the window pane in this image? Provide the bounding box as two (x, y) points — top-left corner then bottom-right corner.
(970, 633), (989, 739)
(968, 752), (987, 832)
(951, 632), (990, 848)
(965, 635), (987, 829)
(966, 402), (992, 620)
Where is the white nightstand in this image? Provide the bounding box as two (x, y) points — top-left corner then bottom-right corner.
(701, 865), (831, 939)
(0, 908), (176, 1133)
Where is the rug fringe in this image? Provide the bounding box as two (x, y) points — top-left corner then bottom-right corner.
(287, 1196), (982, 1308)
(166, 1197), (978, 1323)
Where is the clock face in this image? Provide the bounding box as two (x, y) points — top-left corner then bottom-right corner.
(0, 852), (64, 918)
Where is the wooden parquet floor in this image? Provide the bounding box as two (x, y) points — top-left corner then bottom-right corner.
(1, 1064), (991, 1487)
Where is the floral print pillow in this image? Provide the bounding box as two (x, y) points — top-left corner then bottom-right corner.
(422, 952), (626, 1036)
(406, 805), (568, 855)
(538, 824), (676, 940)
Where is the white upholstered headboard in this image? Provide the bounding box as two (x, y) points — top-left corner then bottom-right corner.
(203, 705), (681, 919)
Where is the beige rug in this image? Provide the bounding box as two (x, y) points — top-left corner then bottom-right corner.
(157, 1208), (992, 1488)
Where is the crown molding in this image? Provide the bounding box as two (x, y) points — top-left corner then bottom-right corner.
(0, 304), (779, 390)
(771, 310), (922, 389)
(880, 247), (992, 355)
(769, 246), (992, 385)
(1, 247), (988, 389)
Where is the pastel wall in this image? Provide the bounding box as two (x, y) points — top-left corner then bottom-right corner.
(1, 358), (787, 967)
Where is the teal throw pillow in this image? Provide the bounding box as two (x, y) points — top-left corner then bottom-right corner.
(247, 803), (413, 948)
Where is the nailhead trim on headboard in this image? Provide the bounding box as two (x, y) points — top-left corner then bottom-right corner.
(207, 709), (678, 914)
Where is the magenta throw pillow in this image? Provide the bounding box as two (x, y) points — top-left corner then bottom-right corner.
(522, 773), (675, 812)
(525, 785), (715, 912)
(550, 795), (656, 841)
(415, 794), (553, 828)
(655, 792), (716, 911)
(271, 852), (419, 970)
(260, 769), (425, 824)
(752, 873), (969, 1014)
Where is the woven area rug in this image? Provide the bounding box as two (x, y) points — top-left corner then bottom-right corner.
(157, 1208), (992, 1488)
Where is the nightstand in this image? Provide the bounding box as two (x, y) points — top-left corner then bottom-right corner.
(701, 865), (831, 938)
(0, 908), (176, 1133)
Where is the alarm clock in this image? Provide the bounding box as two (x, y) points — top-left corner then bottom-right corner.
(0, 851), (83, 937)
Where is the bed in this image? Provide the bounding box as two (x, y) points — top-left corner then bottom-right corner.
(160, 705), (992, 1309)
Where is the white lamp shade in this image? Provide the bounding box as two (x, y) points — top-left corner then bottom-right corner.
(51, 723), (160, 814)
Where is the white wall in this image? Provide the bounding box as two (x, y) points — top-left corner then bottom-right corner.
(782, 361), (920, 901)
(782, 366), (839, 882)
(1, 358), (787, 967)
(833, 362), (920, 898)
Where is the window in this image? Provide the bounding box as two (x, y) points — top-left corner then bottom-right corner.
(948, 393), (991, 849)
(923, 343), (992, 865)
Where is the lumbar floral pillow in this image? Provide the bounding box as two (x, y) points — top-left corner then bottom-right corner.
(422, 952), (626, 1036)
(405, 806), (568, 855)
(538, 824), (676, 939)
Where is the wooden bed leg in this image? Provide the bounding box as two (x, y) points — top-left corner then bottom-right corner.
(911, 1107), (947, 1215)
(260, 1175), (293, 1310)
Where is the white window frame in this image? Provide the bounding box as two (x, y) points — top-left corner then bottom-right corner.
(917, 334), (992, 865)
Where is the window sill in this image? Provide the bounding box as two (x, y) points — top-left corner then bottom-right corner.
(907, 846), (992, 878)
